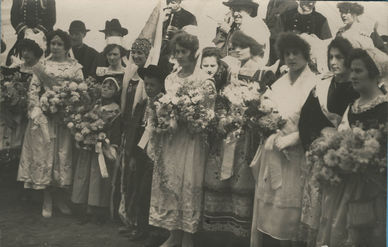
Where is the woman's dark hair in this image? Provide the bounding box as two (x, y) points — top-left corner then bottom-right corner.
(201, 47), (229, 91)
(275, 32), (310, 62)
(170, 31), (199, 61)
(327, 36), (353, 70)
(46, 29), (72, 51)
(103, 44), (127, 58)
(201, 47), (221, 65)
(18, 39), (43, 59)
(230, 30), (264, 57)
(337, 2), (364, 16)
(348, 48), (380, 79)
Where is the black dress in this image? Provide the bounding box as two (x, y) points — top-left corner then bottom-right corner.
(299, 78), (358, 151)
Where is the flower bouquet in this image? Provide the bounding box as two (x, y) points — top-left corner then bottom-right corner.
(0, 70), (31, 114)
(67, 100), (120, 149)
(150, 93), (179, 135)
(247, 95), (287, 139)
(307, 123), (387, 186)
(175, 80), (216, 135)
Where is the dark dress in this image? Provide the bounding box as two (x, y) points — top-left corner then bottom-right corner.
(7, 0), (56, 65)
(278, 7), (332, 40)
(316, 95), (388, 247)
(298, 77), (358, 246)
(71, 44), (99, 78)
(119, 98), (153, 231)
(299, 78), (359, 151)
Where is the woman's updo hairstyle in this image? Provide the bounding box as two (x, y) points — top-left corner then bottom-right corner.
(348, 48), (380, 80)
(230, 30), (263, 57)
(327, 36), (353, 70)
(103, 44), (127, 58)
(46, 29), (71, 51)
(337, 2), (364, 16)
(275, 32), (311, 62)
(170, 31), (199, 61)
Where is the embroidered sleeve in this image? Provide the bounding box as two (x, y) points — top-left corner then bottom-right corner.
(27, 73), (42, 117)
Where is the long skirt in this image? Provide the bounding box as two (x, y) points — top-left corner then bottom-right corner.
(0, 114), (26, 163)
(71, 149), (114, 208)
(316, 174), (386, 247)
(253, 141), (306, 241)
(118, 151), (154, 230)
(149, 127), (207, 233)
(17, 119), (73, 189)
(202, 133), (258, 237)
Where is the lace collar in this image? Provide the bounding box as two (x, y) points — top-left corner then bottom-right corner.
(351, 94), (388, 114)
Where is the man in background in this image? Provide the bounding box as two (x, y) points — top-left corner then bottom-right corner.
(68, 20), (98, 78)
(90, 19), (129, 76)
(158, 0), (197, 74)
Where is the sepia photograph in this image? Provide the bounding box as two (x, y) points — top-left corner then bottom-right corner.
(0, 0), (387, 246)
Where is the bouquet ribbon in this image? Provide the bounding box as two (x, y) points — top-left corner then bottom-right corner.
(95, 141), (109, 178)
(220, 134), (237, 180)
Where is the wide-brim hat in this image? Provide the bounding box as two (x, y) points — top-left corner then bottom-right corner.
(138, 65), (168, 83)
(69, 20), (90, 33)
(222, 0), (259, 17)
(99, 19), (128, 37)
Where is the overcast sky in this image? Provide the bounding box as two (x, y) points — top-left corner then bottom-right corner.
(1, 0), (387, 54)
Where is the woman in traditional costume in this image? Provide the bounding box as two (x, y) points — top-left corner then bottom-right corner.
(149, 31), (216, 247)
(71, 77), (121, 224)
(316, 48), (388, 247)
(298, 36), (359, 246)
(250, 32), (318, 247)
(17, 29), (84, 218)
(118, 38), (154, 238)
(336, 2), (384, 52)
(1, 39), (43, 164)
(202, 30), (266, 243)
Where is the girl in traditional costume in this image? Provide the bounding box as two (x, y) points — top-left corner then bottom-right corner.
(250, 32), (318, 247)
(316, 48), (388, 247)
(149, 31), (215, 247)
(298, 36), (359, 246)
(1, 39), (43, 164)
(71, 77), (121, 224)
(17, 29), (84, 218)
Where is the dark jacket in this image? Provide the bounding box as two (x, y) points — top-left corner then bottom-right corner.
(11, 0), (56, 34)
(72, 44), (99, 78)
(278, 8), (332, 40)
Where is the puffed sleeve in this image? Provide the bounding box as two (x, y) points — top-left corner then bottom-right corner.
(11, 0), (26, 34)
(72, 62), (84, 82)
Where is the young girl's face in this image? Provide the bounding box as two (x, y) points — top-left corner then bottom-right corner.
(101, 80), (117, 99)
(144, 76), (163, 98)
(201, 56), (219, 77)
